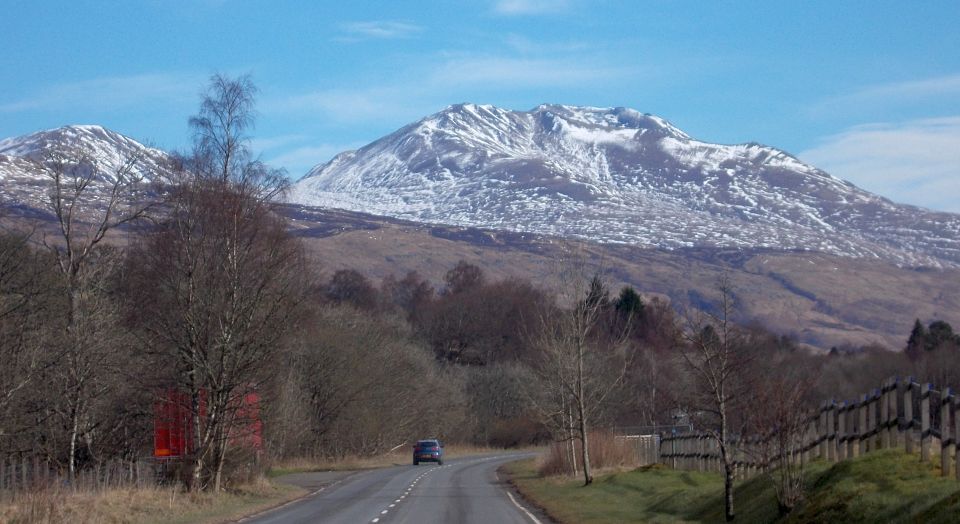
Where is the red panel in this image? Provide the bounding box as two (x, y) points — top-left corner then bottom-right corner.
(154, 388), (262, 458)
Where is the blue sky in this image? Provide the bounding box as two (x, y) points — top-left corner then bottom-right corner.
(2, 0), (959, 210)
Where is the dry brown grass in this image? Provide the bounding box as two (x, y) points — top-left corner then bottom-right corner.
(0, 476), (303, 524)
(538, 431), (639, 478)
(269, 443), (536, 477)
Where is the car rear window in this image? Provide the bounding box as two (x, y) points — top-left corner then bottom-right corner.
(417, 441), (438, 447)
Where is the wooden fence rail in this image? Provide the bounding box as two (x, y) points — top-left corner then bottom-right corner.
(659, 376), (959, 481)
(0, 457), (154, 498)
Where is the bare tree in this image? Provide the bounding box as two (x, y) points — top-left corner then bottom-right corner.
(31, 139), (153, 478)
(677, 275), (754, 522)
(527, 255), (632, 486)
(128, 74), (305, 492)
(0, 230), (51, 446)
(744, 364), (815, 516)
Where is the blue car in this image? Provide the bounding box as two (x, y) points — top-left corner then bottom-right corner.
(413, 439), (444, 465)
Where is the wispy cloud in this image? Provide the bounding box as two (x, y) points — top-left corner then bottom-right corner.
(809, 73), (960, 117)
(0, 72), (202, 113)
(337, 20), (422, 41)
(249, 134), (310, 154)
(493, 0), (571, 15)
(266, 52), (630, 123)
(267, 86), (431, 123)
(430, 55), (623, 88)
(266, 142), (366, 176)
(799, 116), (960, 212)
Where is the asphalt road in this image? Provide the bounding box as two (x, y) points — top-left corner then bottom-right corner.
(243, 453), (543, 524)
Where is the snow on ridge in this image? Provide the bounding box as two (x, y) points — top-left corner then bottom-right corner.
(289, 102), (960, 268)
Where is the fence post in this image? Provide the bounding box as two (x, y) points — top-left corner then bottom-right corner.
(846, 405), (856, 458)
(672, 436), (677, 469)
(828, 401), (837, 462)
(954, 397), (960, 482)
(859, 395), (870, 455)
(837, 402), (847, 461)
(881, 380), (891, 449)
(904, 380), (915, 454)
(818, 402), (827, 459)
(921, 383), (931, 463)
(891, 377), (901, 449)
(700, 436), (707, 472)
(941, 388), (953, 478)
(869, 389), (881, 453)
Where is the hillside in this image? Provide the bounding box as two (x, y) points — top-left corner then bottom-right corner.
(281, 205), (960, 350)
(290, 104), (960, 269)
(2, 123), (959, 349)
(504, 450), (960, 523)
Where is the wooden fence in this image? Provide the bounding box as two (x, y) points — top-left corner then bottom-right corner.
(659, 376), (960, 480)
(0, 457), (154, 498)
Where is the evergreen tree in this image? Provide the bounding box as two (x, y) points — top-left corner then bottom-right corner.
(926, 320), (958, 352)
(615, 286), (644, 320)
(905, 318), (927, 361)
(584, 273), (610, 309)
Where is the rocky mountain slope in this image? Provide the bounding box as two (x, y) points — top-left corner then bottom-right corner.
(290, 104), (960, 268)
(0, 125), (171, 213)
(1, 120), (958, 349)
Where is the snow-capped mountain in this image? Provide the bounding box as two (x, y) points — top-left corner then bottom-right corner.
(290, 103), (960, 268)
(0, 125), (171, 210)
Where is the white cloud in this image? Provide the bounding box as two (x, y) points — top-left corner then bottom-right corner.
(338, 20), (422, 41)
(429, 55), (624, 88)
(0, 72), (202, 113)
(493, 0), (570, 15)
(266, 53), (629, 123)
(249, 134), (310, 153)
(266, 86), (431, 123)
(799, 116), (960, 212)
(809, 73), (960, 117)
(266, 143), (365, 177)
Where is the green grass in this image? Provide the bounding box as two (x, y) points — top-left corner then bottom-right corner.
(503, 450), (960, 523)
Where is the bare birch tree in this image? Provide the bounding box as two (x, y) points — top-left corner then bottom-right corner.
(744, 366), (814, 516)
(0, 230), (51, 446)
(32, 140), (153, 478)
(677, 275), (755, 522)
(128, 74), (306, 492)
(527, 255), (632, 486)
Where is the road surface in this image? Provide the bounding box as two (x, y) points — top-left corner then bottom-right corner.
(243, 453), (543, 524)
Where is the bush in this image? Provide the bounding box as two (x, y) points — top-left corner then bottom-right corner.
(537, 430), (639, 477)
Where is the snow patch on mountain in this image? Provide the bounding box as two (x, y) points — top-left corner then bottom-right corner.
(0, 125), (171, 209)
(289, 103), (960, 268)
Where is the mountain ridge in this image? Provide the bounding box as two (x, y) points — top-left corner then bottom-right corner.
(289, 103), (960, 269)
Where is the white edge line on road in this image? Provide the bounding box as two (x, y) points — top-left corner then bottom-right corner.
(237, 476), (349, 523)
(497, 471), (543, 524)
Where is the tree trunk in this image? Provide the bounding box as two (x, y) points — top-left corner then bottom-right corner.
(191, 386), (204, 492)
(68, 405), (79, 480)
(579, 403), (592, 486)
(721, 404), (734, 521)
(213, 437), (228, 493)
(577, 341), (592, 486)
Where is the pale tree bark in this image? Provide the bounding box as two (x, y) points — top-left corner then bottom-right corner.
(34, 143), (153, 479)
(677, 275), (755, 522)
(526, 251), (634, 486)
(128, 74), (304, 492)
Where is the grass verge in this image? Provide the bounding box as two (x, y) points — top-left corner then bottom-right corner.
(0, 477), (305, 524)
(502, 449), (960, 523)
